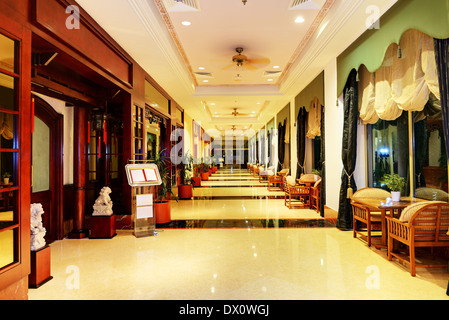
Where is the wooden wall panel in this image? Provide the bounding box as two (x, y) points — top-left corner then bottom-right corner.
(32, 0), (132, 87)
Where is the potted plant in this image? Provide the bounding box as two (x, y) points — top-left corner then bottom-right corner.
(151, 149), (176, 224)
(382, 173), (406, 202)
(211, 159), (218, 173)
(312, 169), (321, 181)
(191, 162), (202, 187)
(178, 153), (194, 199)
(2, 172), (11, 184)
(201, 159), (210, 181)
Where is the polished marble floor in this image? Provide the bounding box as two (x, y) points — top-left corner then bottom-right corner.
(27, 168), (449, 300)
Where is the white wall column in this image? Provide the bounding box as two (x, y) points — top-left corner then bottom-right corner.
(324, 58), (344, 211)
(290, 97), (297, 179)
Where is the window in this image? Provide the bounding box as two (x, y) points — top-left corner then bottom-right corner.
(368, 113), (410, 192)
(414, 94), (448, 200)
(0, 32), (19, 270)
(368, 95), (448, 199)
(369, 118), (400, 187)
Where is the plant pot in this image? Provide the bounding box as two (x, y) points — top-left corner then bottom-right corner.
(3, 178), (9, 184)
(391, 191), (401, 202)
(154, 201), (171, 224)
(201, 172), (209, 181)
(192, 176), (201, 187)
(212, 166), (217, 173)
(178, 184), (193, 199)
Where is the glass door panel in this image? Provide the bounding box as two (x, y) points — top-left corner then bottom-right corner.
(32, 116), (50, 193)
(0, 31), (18, 272)
(0, 229), (14, 268)
(0, 34), (15, 73)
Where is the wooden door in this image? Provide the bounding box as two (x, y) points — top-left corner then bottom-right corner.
(31, 96), (63, 244)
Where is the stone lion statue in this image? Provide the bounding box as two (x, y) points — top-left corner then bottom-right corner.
(30, 203), (46, 251)
(92, 186), (113, 216)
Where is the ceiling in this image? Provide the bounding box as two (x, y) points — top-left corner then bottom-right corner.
(75, 0), (398, 132)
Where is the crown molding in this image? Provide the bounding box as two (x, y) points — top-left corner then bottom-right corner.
(127, 0), (195, 95)
(280, 0), (398, 97)
(280, 0), (366, 95)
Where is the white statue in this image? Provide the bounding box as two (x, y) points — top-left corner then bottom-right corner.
(92, 186), (113, 216)
(30, 203), (46, 251)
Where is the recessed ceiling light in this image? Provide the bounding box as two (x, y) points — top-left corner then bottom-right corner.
(273, 66), (280, 69)
(267, 78), (273, 82)
(182, 21), (191, 26)
(198, 66), (205, 70)
(295, 17), (305, 24)
(203, 80), (209, 83)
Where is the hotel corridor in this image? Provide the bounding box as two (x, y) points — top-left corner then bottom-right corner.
(27, 168), (449, 300)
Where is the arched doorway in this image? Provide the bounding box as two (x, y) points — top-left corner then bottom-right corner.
(31, 95), (64, 244)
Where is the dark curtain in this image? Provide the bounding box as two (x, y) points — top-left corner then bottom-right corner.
(255, 136), (259, 164)
(281, 119), (287, 169)
(414, 118), (427, 189)
(433, 41), (449, 296)
(435, 38), (449, 160)
(277, 122), (285, 172)
(337, 69), (359, 230)
(296, 106), (307, 179)
(320, 104), (326, 217)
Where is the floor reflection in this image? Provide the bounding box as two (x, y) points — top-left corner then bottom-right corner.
(171, 167), (331, 229)
(161, 219), (335, 229)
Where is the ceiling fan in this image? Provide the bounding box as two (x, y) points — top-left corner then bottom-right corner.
(222, 47), (270, 71)
(231, 108), (249, 117)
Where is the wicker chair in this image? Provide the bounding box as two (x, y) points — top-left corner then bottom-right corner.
(259, 166), (275, 182)
(253, 164), (260, 177)
(268, 169), (289, 191)
(284, 176), (310, 209)
(386, 201), (449, 276)
(416, 187), (449, 202)
(351, 203), (382, 247)
(351, 188), (392, 247)
(297, 173), (316, 185)
(310, 179), (321, 212)
(352, 187), (392, 199)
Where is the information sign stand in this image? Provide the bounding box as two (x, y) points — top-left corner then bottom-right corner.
(125, 162), (162, 238)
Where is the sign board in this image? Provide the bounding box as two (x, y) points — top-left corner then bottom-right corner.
(125, 164), (162, 187)
(136, 194), (153, 219)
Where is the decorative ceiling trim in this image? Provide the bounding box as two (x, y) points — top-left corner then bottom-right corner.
(127, 0), (196, 92)
(280, 0), (370, 94)
(162, 0), (201, 12)
(289, 0), (322, 10)
(154, 0), (198, 87)
(277, 0), (336, 85)
(155, 0), (335, 90)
